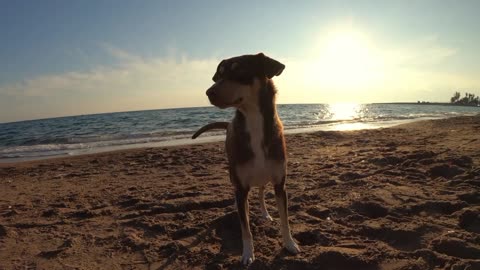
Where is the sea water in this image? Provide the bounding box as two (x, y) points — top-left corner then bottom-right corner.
(1, 103), (479, 161)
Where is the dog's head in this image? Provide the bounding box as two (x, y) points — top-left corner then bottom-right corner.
(206, 53), (285, 109)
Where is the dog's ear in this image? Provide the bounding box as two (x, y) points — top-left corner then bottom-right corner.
(212, 60), (226, 82)
(257, 53), (285, 78)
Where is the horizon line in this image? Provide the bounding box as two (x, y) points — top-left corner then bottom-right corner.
(2, 101), (473, 125)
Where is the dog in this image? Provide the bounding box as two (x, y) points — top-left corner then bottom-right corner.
(192, 53), (300, 264)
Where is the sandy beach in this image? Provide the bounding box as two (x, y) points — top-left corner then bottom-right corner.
(1, 116), (479, 270)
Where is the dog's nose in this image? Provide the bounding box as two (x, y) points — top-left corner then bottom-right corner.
(206, 87), (216, 98)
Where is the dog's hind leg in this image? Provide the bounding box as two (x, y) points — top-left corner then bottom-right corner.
(274, 178), (300, 254)
(259, 186), (273, 221)
(235, 187), (255, 265)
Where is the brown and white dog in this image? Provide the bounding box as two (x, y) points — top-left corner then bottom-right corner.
(192, 53), (300, 264)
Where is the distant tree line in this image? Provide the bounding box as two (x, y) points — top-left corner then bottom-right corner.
(450, 91), (480, 106)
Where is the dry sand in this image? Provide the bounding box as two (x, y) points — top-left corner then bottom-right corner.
(1, 116), (479, 270)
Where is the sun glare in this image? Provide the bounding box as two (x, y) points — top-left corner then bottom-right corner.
(325, 103), (373, 131)
(309, 26), (385, 91)
(329, 102), (362, 120)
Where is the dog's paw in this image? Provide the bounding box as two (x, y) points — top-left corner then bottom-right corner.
(241, 241), (255, 265)
(285, 240), (300, 254)
(241, 252), (255, 265)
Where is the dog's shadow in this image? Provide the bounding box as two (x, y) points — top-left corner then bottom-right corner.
(211, 212), (243, 254)
(207, 211), (298, 269)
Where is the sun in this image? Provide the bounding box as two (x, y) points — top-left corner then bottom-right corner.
(309, 26), (385, 91)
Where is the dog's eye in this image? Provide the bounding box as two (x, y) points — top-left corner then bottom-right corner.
(233, 70), (253, 84)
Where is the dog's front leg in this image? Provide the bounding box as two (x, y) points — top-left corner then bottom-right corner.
(274, 178), (300, 254)
(235, 186), (254, 265)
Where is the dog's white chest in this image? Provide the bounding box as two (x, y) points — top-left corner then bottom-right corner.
(236, 157), (270, 187)
(236, 112), (272, 187)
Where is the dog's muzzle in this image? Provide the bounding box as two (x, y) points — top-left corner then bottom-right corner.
(206, 85), (219, 104)
(206, 84), (242, 108)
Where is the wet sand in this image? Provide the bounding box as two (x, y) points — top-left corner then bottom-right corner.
(1, 116), (479, 270)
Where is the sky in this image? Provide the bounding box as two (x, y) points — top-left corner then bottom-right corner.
(1, 0), (480, 123)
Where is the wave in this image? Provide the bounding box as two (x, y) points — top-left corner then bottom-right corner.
(1, 104), (479, 161)
(0, 131), (227, 159)
(2, 129), (203, 146)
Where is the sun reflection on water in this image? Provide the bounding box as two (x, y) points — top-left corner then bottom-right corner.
(328, 103), (364, 120)
(324, 103), (371, 131)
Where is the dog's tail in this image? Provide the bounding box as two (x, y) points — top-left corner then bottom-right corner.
(192, 122), (229, 139)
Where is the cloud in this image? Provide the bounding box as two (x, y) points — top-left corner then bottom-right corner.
(383, 35), (457, 67)
(3, 46), (217, 97)
(100, 43), (143, 63)
(0, 46), (221, 122)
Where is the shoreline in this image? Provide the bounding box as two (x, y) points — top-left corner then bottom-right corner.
(0, 116), (457, 164)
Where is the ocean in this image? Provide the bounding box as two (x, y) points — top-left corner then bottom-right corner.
(1, 103), (479, 162)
